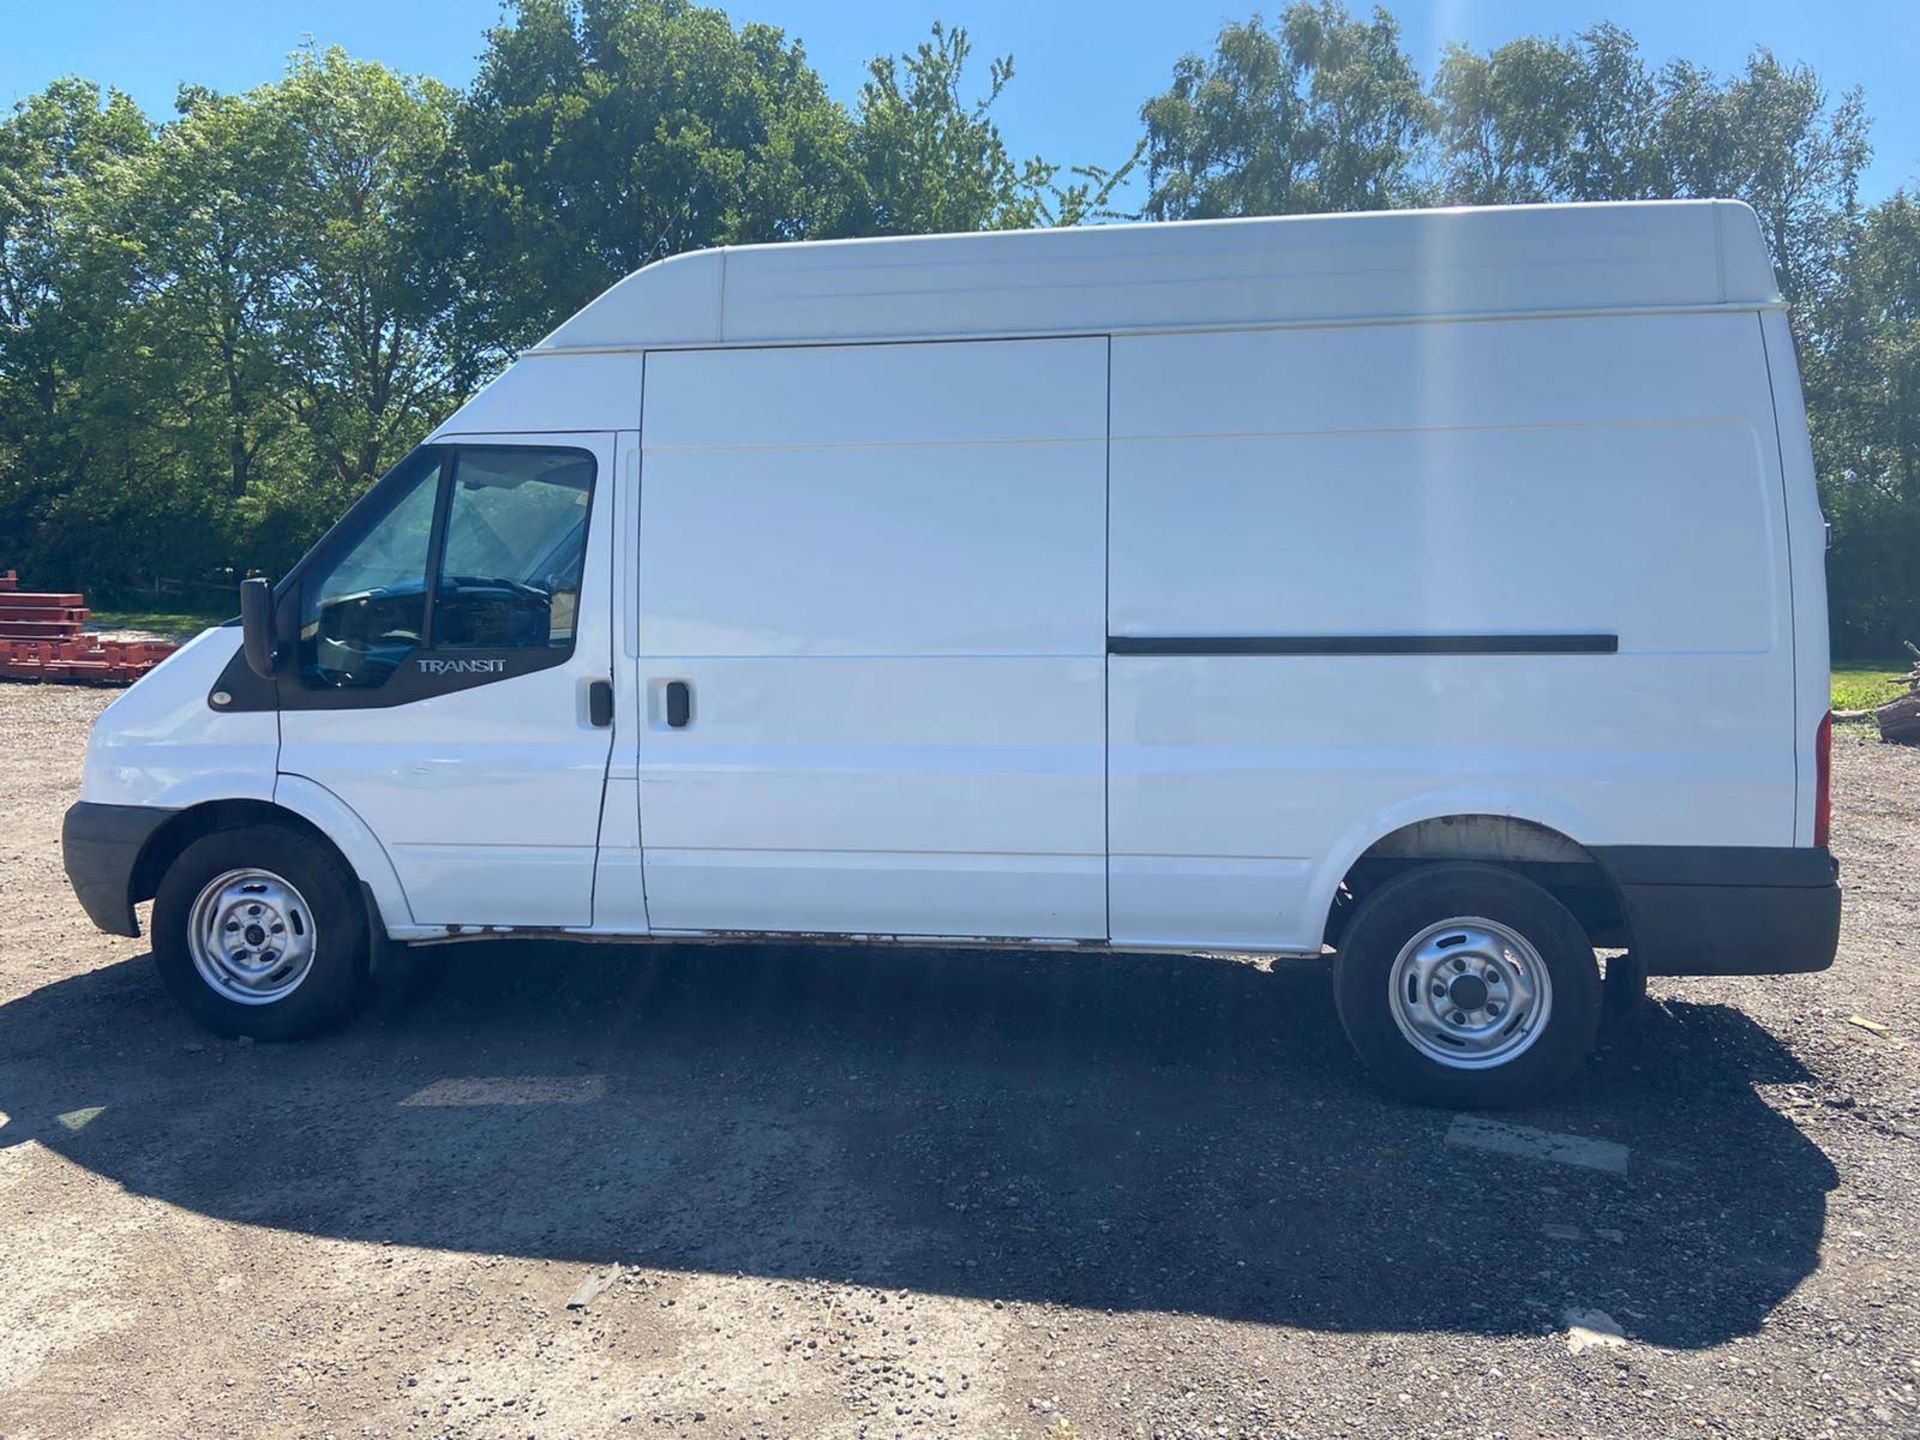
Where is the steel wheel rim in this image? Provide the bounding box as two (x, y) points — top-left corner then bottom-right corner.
(1387, 915), (1553, 1070)
(186, 868), (317, 1006)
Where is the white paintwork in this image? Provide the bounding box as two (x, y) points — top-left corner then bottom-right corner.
(635, 338), (1108, 937)
(74, 200), (1825, 959)
(277, 431), (618, 928)
(269, 772), (417, 936)
(1106, 311), (1796, 949)
(428, 351), (645, 440)
(541, 200), (1777, 357)
(78, 627), (277, 809)
(1761, 309), (1833, 846)
(588, 431), (652, 935)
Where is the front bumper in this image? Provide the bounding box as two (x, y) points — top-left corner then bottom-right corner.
(62, 802), (174, 938)
(1594, 845), (1841, 977)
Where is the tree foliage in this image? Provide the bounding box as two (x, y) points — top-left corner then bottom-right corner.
(0, 80), (154, 586)
(0, 0), (1913, 650)
(1142, 4), (1431, 219)
(1808, 195), (1920, 649)
(448, 0), (858, 348)
(851, 23), (1052, 234)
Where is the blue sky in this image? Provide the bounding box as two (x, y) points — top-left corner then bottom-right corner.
(6, 0), (1918, 206)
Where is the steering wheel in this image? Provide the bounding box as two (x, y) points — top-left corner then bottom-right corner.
(443, 575), (551, 609)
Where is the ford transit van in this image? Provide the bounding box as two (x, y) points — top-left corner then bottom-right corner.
(61, 200), (1841, 1106)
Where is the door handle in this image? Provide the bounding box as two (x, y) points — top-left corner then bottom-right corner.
(588, 679), (613, 727)
(665, 680), (690, 728)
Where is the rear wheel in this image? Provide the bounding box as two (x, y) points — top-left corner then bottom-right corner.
(153, 824), (369, 1039)
(1332, 863), (1601, 1108)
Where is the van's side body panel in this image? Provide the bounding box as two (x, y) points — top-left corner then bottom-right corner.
(1107, 312), (1797, 951)
(634, 339), (1109, 939)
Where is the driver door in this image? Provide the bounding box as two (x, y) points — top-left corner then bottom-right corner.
(276, 433), (616, 928)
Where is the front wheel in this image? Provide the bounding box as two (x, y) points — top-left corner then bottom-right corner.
(1332, 862), (1602, 1108)
(152, 823), (369, 1040)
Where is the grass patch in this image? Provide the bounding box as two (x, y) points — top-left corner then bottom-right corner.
(86, 604), (229, 639)
(1833, 660), (1913, 715)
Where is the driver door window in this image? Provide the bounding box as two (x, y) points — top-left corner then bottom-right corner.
(434, 448), (593, 650)
(298, 444), (595, 691)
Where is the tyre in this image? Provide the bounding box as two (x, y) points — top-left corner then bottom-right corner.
(152, 823), (370, 1040)
(1332, 862), (1602, 1108)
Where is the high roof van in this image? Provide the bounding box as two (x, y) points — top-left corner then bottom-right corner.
(62, 200), (1840, 1106)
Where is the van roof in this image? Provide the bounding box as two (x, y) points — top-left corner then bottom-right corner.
(531, 200), (1780, 354)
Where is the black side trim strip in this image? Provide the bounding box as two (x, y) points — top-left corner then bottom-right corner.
(1107, 633), (1619, 657)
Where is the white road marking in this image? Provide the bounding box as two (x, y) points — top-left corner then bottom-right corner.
(1444, 1115), (1629, 1175)
(567, 1265), (624, 1310)
(400, 1076), (606, 1107)
(1563, 1307), (1629, 1354)
(55, 1107), (104, 1131)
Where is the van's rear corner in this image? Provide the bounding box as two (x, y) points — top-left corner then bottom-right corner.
(1595, 838), (1840, 978)
(1602, 227), (1840, 983)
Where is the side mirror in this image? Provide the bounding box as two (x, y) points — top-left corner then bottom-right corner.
(239, 575), (278, 679)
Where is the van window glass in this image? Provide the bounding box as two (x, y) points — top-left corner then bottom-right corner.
(298, 448), (443, 689)
(432, 448), (594, 649)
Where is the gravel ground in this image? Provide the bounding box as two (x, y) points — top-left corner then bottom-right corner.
(0, 681), (1915, 1440)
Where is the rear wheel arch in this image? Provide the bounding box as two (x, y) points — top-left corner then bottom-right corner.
(1321, 812), (1630, 953)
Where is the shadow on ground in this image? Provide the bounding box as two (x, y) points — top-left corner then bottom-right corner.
(0, 941), (1834, 1346)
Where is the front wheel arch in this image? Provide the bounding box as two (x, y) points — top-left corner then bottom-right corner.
(133, 800), (334, 907)
(131, 799), (395, 948)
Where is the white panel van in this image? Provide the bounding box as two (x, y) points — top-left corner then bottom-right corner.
(62, 200), (1841, 1106)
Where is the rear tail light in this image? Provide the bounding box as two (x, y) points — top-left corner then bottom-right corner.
(1814, 709), (1833, 849)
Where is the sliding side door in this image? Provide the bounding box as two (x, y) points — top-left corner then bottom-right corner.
(636, 338), (1109, 939)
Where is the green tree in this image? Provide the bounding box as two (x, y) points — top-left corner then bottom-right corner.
(21, 51), (478, 588)
(2, 7), (1907, 652)
(0, 80), (153, 581)
(1139, 3), (1432, 221)
(96, 81), (304, 506)
(446, 2), (1103, 351)
(447, 0), (859, 350)
(4, 6), (1103, 595)
(267, 48), (467, 532)
(1433, 38), (1585, 204)
(1807, 193), (1920, 651)
(1433, 26), (1664, 205)
(847, 23), (1099, 234)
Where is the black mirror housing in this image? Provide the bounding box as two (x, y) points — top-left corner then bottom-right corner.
(239, 576), (277, 679)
